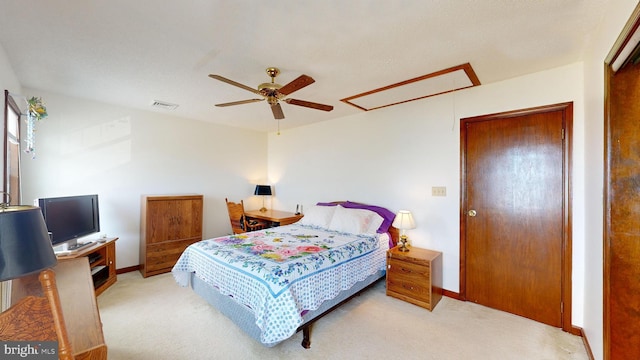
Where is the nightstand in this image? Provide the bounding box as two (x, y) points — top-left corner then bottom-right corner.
(386, 246), (443, 311)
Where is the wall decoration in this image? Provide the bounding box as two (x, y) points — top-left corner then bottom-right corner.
(24, 96), (48, 158)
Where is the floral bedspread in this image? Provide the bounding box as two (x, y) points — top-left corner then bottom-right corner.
(172, 224), (387, 345)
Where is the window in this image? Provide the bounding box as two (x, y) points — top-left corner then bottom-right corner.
(1, 90), (21, 311)
(3, 90), (21, 205)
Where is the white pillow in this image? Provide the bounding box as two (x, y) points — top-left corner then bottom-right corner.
(328, 205), (384, 234)
(297, 205), (336, 228)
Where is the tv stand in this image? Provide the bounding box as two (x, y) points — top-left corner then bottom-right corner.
(56, 237), (118, 296)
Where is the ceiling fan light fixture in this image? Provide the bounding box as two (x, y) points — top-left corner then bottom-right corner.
(267, 96), (279, 105)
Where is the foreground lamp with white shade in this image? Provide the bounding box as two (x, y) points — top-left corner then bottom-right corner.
(392, 210), (416, 252)
(253, 185), (272, 212)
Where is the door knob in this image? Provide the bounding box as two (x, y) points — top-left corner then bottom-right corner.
(467, 209), (477, 217)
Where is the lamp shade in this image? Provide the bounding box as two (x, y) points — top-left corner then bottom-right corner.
(392, 210), (416, 230)
(0, 206), (57, 281)
(254, 185), (272, 196)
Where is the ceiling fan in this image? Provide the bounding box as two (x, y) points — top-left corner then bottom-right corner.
(208, 67), (333, 120)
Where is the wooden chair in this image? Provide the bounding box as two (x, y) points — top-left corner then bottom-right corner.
(225, 198), (267, 234)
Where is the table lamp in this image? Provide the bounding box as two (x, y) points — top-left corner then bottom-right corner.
(254, 185), (272, 212)
(0, 205), (57, 281)
(392, 210), (416, 252)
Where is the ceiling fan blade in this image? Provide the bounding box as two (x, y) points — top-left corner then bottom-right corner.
(277, 75), (315, 95)
(208, 74), (262, 95)
(215, 98), (264, 107)
(271, 103), (285, 119)
(285, 98), (334, 112)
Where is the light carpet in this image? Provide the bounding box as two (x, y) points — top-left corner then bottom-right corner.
(97, 272), (589, 360)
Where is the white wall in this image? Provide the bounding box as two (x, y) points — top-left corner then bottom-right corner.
(0, 43), (21, 98)
(19, 89), (268, 269)
(268, 62), (586, 322)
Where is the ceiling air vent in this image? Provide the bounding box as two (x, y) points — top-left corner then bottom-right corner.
(151, 100), (179, 110)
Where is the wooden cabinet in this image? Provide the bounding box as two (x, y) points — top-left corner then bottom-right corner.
(386, 246), (443, 311)
(140, 194), (203, 277)
(56, 238), (118, 296)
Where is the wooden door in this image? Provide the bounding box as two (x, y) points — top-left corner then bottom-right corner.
(461, 103), (571, 329)
(606, 60), (640, 359)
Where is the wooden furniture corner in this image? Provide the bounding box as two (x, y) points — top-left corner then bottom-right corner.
(1, 257), (108, 359)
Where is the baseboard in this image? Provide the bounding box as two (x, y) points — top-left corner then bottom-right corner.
(568, 325), (582, 336)
(577, 327), (595, 360)
(442, 289), (464, 301)
(116, 265), (140, 274)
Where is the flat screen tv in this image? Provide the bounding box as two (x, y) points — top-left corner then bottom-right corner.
(38, 194), (100, 250)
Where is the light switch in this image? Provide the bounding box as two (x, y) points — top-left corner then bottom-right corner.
(432, 186), (447, 197)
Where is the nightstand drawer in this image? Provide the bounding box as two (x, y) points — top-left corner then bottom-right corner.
(387, 278), (431, 302)
(387, 258), (430, 279)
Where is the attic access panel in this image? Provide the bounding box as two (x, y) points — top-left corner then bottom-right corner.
(341, 63), (480, 111)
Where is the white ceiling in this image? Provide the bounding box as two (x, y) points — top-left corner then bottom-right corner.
(0, 0), (609, 133)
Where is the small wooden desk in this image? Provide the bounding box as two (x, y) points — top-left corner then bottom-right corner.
(245, 209), (303, 227)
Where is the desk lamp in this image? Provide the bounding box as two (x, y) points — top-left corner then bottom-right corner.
(392, 210), (416, 252)
(254, 185), (272, 212)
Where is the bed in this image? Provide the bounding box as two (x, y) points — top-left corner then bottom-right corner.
(172, 201), (398, 348)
